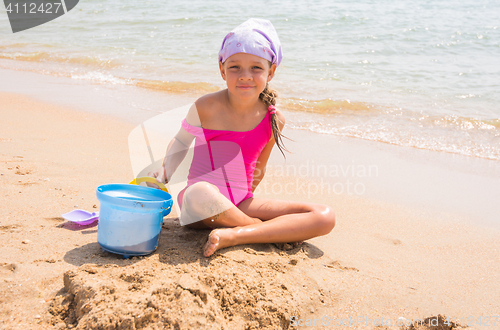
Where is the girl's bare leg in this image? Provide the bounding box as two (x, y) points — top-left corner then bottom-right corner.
(181, 182), (335, 257)
(179, 181), (335, 257)
(203, 197), (335, 257)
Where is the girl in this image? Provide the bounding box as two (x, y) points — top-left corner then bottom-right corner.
(149, 18), (335, 257)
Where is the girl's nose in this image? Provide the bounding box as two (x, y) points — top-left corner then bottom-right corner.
(239, 69), (252, 80)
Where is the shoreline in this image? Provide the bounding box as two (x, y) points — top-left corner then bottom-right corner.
(1, 71), (500, 328)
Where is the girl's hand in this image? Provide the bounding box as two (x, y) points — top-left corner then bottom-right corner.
(146, 166), (167, 190)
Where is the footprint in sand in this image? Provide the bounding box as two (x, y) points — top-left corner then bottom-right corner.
(14, 164), (32, 175)
(0, 224), (22, 233)
(16, 181), (39, 186)
(324, 260), (359, 272)
(0, 263), (17, 276)
(243, 248), (266, 256)
(43, 217), (65, 222)
(373, 233), (403, 246)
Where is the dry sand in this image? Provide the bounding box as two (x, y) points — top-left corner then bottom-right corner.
(1, 92), (499, 330)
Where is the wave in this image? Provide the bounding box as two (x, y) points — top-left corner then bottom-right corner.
(131, 78), (220, 94)
(0, 43), (32, 49)
(281, 97), (377, 114)
(71, 73), (221, 94)
(0, 50), (120, 69)
(429, 115), (500, 131)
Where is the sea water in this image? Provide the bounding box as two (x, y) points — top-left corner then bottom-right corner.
(0, 0), (499, 160)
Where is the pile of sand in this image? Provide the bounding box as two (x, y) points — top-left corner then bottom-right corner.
(48, 218), (332, 330)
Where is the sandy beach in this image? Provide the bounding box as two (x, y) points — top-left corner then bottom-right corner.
(1, 71), (500, 330)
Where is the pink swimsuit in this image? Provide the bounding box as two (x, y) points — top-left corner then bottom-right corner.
(178, 110), (272, 208)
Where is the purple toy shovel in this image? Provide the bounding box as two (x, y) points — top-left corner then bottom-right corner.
(61, 209), (99, 225)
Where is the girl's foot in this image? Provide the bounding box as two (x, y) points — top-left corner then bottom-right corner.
(203, 229), (233, 257)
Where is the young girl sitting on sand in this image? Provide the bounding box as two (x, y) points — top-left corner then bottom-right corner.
(149, 18), (335, 257)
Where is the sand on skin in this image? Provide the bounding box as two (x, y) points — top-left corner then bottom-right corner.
(1, 92), (499, 329)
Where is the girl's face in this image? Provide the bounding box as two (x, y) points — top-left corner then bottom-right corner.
(219, 53), (277, 101)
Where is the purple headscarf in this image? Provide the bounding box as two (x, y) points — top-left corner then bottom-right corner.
(218, 18), (283, 67)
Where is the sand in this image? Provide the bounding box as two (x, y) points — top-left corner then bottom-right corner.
(1, 90), (499, 330)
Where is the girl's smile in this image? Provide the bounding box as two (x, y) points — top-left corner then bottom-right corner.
(237, 85), (255, 90)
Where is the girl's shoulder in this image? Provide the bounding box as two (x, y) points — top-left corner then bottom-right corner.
(194, 90), (226, 119)
(184, 91), (225, 128)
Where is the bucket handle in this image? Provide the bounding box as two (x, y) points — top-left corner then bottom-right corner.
(161, 196), (174, 216)
(164, 198), (173, 210)
(130, 177), (168, 193)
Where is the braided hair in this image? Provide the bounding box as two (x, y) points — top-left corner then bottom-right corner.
(259, 83), (290, 158)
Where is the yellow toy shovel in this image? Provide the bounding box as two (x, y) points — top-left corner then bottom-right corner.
(129, 177), (168, 192)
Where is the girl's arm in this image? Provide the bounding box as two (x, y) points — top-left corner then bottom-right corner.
(162, 130), (193, 182)
(149, 104), (199, 185)
(252, 110), (285, 191)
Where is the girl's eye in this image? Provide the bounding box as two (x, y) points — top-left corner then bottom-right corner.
(230, 66), (239, 69)
(253, 66), (263, 70)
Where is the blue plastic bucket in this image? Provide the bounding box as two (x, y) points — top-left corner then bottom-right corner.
(96, 184), (173, 258)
